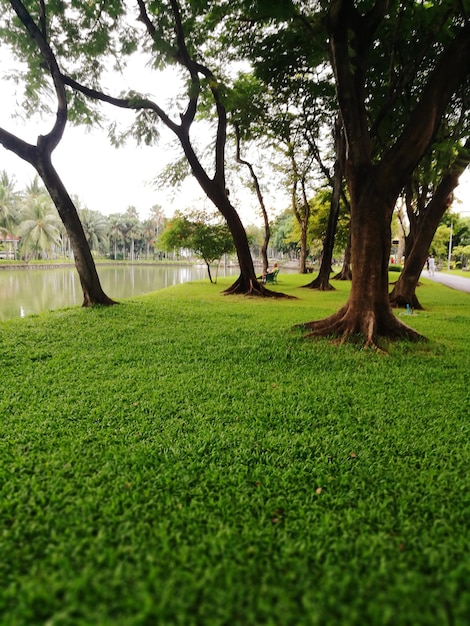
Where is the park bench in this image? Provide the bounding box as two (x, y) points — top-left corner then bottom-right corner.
(264, 269), (280, 284)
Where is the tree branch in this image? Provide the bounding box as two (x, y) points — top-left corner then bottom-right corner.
(384, 23), (470, 184)
(9, 0), (67, 153)
(0, 126), (37, 164)
(61, 73), (181, 135)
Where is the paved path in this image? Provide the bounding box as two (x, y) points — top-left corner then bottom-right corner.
(422, 272), (470, 294)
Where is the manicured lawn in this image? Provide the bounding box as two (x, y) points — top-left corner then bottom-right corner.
(1, 274), (469, 625)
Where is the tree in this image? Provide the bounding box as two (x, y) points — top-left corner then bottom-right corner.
(299, 1), (470, 347)
(159, 211), (235, 283)
(53, 0), (286, 296)
(0, 0), (114, 306)
(302, 117), (346, 290)
(389, 139), (470, 309)
(79, 207), (110, 254)
(0, 169), (20, 236)
(270, 210), (300, 260)
(17, 179), (60, 260)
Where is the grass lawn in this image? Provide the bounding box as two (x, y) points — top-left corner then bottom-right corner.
(1, 274), (469, 625)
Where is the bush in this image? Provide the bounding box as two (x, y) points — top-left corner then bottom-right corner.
(388, 264), (402, 272)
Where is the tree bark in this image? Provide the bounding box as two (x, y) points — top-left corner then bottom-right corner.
(35, 151), (115, 306)
(302, 175), (421, 347)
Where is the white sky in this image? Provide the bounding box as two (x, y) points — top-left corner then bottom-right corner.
(0, 51), (281, 226)
(0, 49), (468, 224)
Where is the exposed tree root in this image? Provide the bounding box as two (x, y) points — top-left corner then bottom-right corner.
(389, 292), (424, 311)
(82, 294), (118, 307)
(295, 304), (424, 350)
(301, 277), (336, 291)
(333, 268), (352, 281)
(223, 276), (296, 299)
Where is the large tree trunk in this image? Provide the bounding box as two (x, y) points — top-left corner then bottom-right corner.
(35, 149), (115, 306)
(300, 4), (470, 346)
(219, 195), (278, 296)
(302, 176), (421, 347)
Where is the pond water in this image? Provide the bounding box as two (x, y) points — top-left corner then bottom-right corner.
(0, 264), (239, 321)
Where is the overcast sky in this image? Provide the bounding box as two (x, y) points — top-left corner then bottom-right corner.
(1, 49), (468, 223)
(0, 49), (278, 225)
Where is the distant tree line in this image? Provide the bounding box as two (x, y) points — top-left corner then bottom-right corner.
(2, 169), (468, 273)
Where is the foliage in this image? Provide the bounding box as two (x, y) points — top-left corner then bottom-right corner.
(430, 224), (451, 260)
(159, 210), (235, 281)
(0, 169), (20, 236)
(1, 275), (470, 624)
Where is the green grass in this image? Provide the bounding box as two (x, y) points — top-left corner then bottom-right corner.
(1, 274), (469, 626)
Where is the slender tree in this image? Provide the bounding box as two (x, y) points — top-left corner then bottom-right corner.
(0, 0), (114, 306)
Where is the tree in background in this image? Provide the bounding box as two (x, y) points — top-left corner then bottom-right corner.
(390, 139), (470, 309)
(0, 170), (20, 237)
(17, 179), (60, 260)
(159, 211), (235, 283)
(79, 208), (110, 255)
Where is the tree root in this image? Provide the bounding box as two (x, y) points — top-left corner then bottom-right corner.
(223, 276), (296, 299)
(389, 293), (424, 310)
(333, 268), (352, 281)
(301, 277), (336, 291)
(82, 294), (118, 307)
(294, 305), (424, 350)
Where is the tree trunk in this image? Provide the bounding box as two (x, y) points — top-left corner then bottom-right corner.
(333, 232), (352, 280)
(205, 261), (214, 283)
(390, 143), (470, 309)
(303, 118), (344, 290)
(234, 124), (270, 274)
(302, 177), (421, 347)
(299, 220), (308, 274)
(35, 150), (115, 306)
(220, 194), (278, 296)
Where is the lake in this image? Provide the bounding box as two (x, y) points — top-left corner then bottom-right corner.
(0, 264), (239, 321)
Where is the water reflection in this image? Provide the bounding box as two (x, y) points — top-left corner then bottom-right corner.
(0, 264), (238, 321)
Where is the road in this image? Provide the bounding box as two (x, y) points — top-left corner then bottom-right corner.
(422, 271), (470, 294)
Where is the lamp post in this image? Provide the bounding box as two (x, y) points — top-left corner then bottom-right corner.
(447, 220), (453, 271)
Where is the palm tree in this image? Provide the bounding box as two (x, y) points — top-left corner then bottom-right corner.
(118, 207), (139, 261)
(108, 214), (123, 260)
(0, 170), (20, 237)
(79, 208), (109, 254)
(18, 178), (61, 260)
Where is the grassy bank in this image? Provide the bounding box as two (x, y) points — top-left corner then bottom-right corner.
(1, 274), (469, 625)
